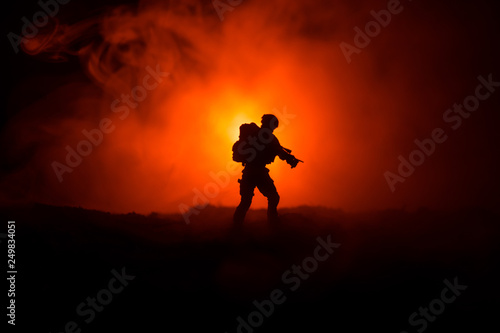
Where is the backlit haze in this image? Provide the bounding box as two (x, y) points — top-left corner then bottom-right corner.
(2, 0), (499, 214)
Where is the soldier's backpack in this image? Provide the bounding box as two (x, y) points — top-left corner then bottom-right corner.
(232, 122), (260, 163)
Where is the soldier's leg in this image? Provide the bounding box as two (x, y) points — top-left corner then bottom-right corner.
(257, 173), (280, 223)
(233, 175), (255, 226)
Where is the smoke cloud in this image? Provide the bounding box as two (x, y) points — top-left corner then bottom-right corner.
(2, 0), (499, 213)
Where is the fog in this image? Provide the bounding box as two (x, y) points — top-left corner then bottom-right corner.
(2, 0), (499, 213)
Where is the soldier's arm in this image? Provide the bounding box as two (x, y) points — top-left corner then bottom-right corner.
(272, 137), (289, 160)
(273, 137), (300, 167)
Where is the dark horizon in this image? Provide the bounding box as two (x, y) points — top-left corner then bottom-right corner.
(1, 202), (498, 332)
(2, 200), (499, 216)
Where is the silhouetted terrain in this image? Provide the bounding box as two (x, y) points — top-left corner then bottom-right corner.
(1, 204), (499, 332)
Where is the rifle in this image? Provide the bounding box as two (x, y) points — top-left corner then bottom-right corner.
(282, 147), (304, 168)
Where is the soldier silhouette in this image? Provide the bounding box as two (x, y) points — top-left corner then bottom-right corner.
(232, 114), (302, 227)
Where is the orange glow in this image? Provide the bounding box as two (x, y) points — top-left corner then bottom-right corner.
(3, 0), (498, 214)
(0, 0), (375, 214)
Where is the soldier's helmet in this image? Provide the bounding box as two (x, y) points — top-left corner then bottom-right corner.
(261, 114), (279, 131)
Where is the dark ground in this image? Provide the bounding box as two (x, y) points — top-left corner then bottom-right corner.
(1, 204), (499, 332)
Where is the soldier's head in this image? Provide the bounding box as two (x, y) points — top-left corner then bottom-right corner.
(261, 114), (279, 132)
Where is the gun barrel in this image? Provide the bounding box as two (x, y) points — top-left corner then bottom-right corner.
(282, 147), (303, 162)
